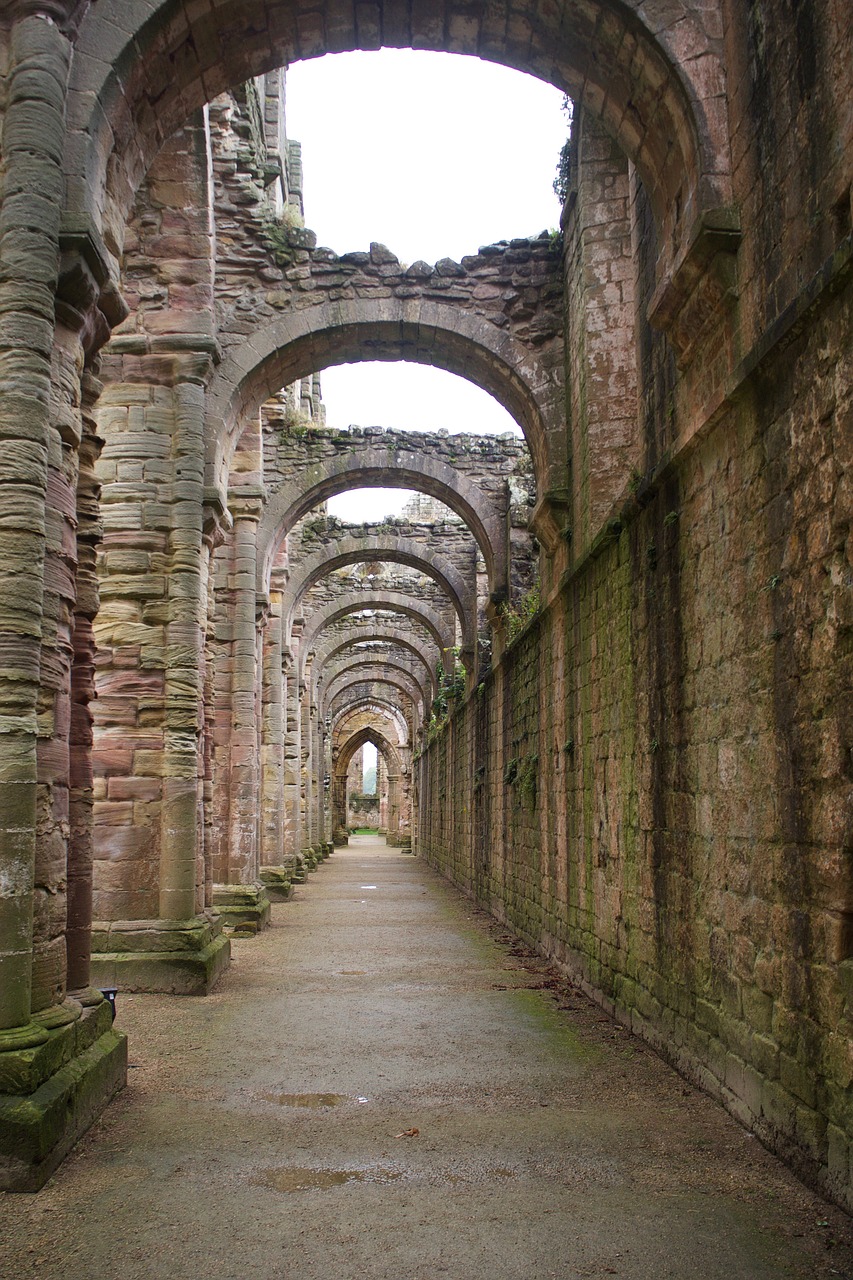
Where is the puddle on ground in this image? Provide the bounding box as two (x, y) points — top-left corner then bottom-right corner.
(261, 1092), (349, 1108)
(253, 1166), (402, 1193)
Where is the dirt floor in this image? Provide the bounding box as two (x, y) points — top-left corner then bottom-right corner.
(2, 836), (852, 1279)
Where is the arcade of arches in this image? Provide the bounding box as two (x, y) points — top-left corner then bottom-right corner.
(0, 0), (851, 1228)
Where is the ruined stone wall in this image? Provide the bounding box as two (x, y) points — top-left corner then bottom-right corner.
(265, 421), (533, 504)
(299, 568), (457, 634)
(0, 0), (849, 1199)
(285, 515), (480, 585)
(419, 273), (853, 1208)
(263, 418), (538, 627)
(563, 111), (639, 555)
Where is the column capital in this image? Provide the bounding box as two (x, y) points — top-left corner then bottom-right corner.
(529, 486), (571, 555)
(229, 488), (266, 522)
(4, 1), (91, 35)
(203, 487), (232, 547)
(57, 216), (128, 356)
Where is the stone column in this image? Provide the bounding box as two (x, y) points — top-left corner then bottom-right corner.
(259, 580), (289, 898)
(378, 755), (389, 833)
(386, 774), (401, 843)
(160, 380), (208, 923)
(397, 757), (413, 849)
(0, 11), (66, 1048)
(322, 720), (333, 852)
(211, 493), (271, 934)
(90, 353), (230, 994)
(89, 109), (229, 992)
(200, 504), (226, 912)
(0, 14), (126, 1191)
(282, 651), (303, 858)
(332, 770), (349, 845)
(300, 683), (315, 859)
(312, 721), (325, 849)
(67, 374), (106, 1005)
(310, 702), (325, 850)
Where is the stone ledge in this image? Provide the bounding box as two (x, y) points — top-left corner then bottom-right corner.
(212, 884), (272, 936)
(259, 865), (293, 901)
(0, 998), (109, 1097)
(91, 912), (224, 954)
(91, 935), (231, 995)
(91, 915), (231, 994)
(0, 1004), (127, 1192)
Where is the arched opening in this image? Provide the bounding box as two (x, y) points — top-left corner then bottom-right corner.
(68, 7), (730, 290)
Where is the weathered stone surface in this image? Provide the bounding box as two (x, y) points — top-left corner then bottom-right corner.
(0, 0), (850, 1209)
(0, 1001), (126, 1192)
(89, 913), (230, 996)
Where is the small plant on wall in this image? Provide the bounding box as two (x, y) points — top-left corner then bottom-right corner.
(500, 584), (541, 643)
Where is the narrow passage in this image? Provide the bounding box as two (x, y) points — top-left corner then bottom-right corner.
(3, 838), (850, 1280)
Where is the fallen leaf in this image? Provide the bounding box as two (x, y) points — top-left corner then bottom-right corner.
(394, 1127), (420, 1138)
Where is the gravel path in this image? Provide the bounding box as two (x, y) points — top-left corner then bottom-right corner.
(2, 837), (851, 1279)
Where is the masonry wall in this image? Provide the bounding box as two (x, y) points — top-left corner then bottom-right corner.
(418, 269), (853, 1208)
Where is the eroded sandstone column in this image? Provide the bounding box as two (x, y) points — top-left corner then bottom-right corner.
(211, 494), (271, 933)
(283, 651), (303, 857)
(386, 774), (401, 844)
(0, 11), (63, 1047)
(89, 110), (230, 993)
(300, 681), (315, 859)
(259, 582), (290, 899)
(332, 770), (349, 846)
(0, 12), (126, 1190)
(67, 374), (106, 1004)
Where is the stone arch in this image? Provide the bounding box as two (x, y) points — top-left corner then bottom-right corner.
(331, 694), (413, 746)
(333, 696), (408, 738)
(258, 440), (508, 605)
(67, 0), (732, 292)
(209, 302), (556, 498)
(334, 725), (402, 781)
(323, 669), (424, 728)
(332, 718), (404, 833)
(311, 627), (439, 701)
(296, 592), (455, 682)
(330, 709), (413, 841)
(280, 535), (476, 659)
(317, 652), (430, 708)
(319, 657), (428, 716)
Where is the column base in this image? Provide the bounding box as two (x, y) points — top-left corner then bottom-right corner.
(90, 912), (231, 994)
(284, 855), (307, 885)
(0, 999), (127, 1191)
(386, 832), (412, 849)
(259, 865), (293, 901)
(211, 883), (272, 936)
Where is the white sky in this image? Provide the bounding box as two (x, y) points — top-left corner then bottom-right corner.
(284, 50), (568, 519)
(362, 741), (378, 790)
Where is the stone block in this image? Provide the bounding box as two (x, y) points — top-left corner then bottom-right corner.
(90, 915), (230, 994)
(211, 884), (272, 936)
(259, 866), (293, 901)
(0, 1002), (126, 1192)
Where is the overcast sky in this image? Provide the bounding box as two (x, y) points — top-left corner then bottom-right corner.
(285, 50), (568, 519)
